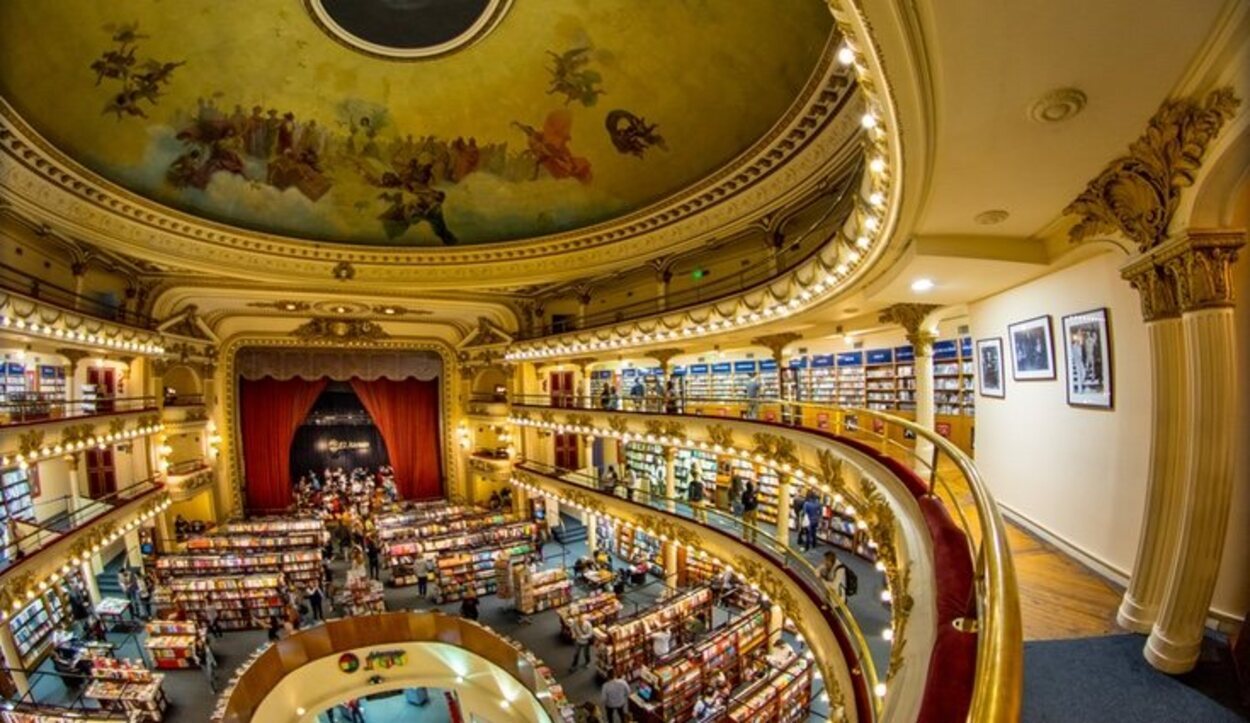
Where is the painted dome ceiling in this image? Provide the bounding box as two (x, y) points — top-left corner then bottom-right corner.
(0, 0), (836, 248)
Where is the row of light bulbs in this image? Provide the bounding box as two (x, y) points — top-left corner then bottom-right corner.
(0, 314), (165, 355)
(505, 42), (891, 363)
(0, 497), (172, 622)
(510, 415), (900, 661)
(1, 423), (166, 470)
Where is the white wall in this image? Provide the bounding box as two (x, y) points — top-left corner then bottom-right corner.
(969, 251), (1151, 585)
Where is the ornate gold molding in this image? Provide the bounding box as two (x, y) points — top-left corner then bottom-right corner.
(644, 419), (686, 440)
(707, 424), (736, 450)
(635, 513), (701, 547)
(566, 413), (594, 430)
(879, 303), (940, 351)
(606, 415), (631, 435)
(751, 432), (799, 467)
(1121, 258), (1181, 322)
(0, 571), (37, 615)
(291, 317), (391, 342)
(1065, 88), (1240, 251)
(17, 430), (46, 457)
(1157, 230), (1245, 312)
(749, 331), (803, 360)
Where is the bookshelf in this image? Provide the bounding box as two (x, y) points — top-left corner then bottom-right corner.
(433, 539), (534, 602)
(685, 365), (710, 400)
(0, 361), (27, 404)
(595, 518), (663, 575)
(622, 443), (666, 492)
(389, 520), (534, 587)
(834, 352), (866, 407)
(809, 355), (835, 402)
(144, 620), (202, 670)
(516, 568), (572, 614)
(154, 574), (285, 630)
(632, 605), (768, 721)
(594, 587), (713, 679)
(758, 359), (780, 398)
(211, 517), (326, 540)
(557, 591), (621, 639)
(155, 550), (322, 590)
(709, 362), (734, 400)
(865, 348), (896, 411)
(673, 448), (717, 499)
(726, 656), (812, 722)
(8, 571), (83, 665)
(85, 659), (168, 721)
(336, 577), (385, 616)
(678, 549), (717, 588)
(2, 467), (35, 523)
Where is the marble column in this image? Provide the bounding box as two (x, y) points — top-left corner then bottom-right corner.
(911, 335), (936, 475)
(585, 512), (597, 552)
(1117, 261), (1187, 632)
(81, 559), (101, 604)
(663, 447), (678, 512)
(663, 540), (679, 589)
(65, 454), (83, 516)
(0, 624), (28, 695)
(1146, 231), (1244, 674)
(777, 475), (794, 545)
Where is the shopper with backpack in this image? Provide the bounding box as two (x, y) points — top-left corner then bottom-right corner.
(819, 550), (857, 603)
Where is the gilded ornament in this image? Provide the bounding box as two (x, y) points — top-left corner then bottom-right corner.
(18, 430), (46, 457)
(1120, 259), (1180, 322)
(566, 413), (594, 429)
(879, 303), (939, 350)
(706, 424), (736, 449)
(751, 432), (798, 467)
(291, 317), (391, 343)
(606, 415), (630, 435)
(1065, 88), (1240, 251)
(1158, 231), (1245, 312)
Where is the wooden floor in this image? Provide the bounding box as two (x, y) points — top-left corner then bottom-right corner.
(927, 458), (1124, 641)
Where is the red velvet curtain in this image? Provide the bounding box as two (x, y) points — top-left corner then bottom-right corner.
(239, 377), (328, 512)
(349, 377), (443, 499)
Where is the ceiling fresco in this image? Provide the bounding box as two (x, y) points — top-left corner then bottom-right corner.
(0, 0), (834, 247)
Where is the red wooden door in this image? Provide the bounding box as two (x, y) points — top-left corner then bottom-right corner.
(553, 433), (580, 471)
(87, 367), (117, 413)
(85, 447), (117, 498)
(549, 371), (575, 408)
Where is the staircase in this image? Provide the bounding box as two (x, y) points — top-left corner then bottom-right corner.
(95, 554), (127, 598)
(553, 513), (587, 545)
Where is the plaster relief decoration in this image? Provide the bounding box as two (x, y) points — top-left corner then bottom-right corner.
(291, 317), (391, 343)
(0, 0), (833, 246)
(1065, 88), (1240, 250)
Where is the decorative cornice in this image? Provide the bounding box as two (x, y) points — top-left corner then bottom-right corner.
(1065, 88), (1240, 251)
(706, 424), (736, 450)
(1157, 230), (1245, 312)
(751, 432), (799, 467)
(291, 317), (392, 343)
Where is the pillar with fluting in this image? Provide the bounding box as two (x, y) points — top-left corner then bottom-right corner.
(81, 559), (101, 604)
(879, 304), (940, 473)
(1117, 261), (1187, 632)
(663, 540), (679, 589)
(777, 475), (794, 544)
(585, 512), (597, 552)
(663, 446), (678, 511)
(1146, 231), (1244, 674)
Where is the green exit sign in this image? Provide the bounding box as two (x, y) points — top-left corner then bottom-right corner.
(691, 268), (707, 280)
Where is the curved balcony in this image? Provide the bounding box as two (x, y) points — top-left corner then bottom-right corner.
(508, 394), (1022, 723)
(212, 611), (574, 723)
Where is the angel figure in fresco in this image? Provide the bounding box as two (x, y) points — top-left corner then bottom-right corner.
(512, 109), (593, 184)
(369, 158), (458, 245)
(546, 48), (604, 107)
(91, 23), (183, 120)
(605, 110), (667, 158)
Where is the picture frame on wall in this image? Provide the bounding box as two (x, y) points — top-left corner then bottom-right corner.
(1007, 315), (1056, 380)
(1062, 308), (1113, 409)
(975, 337), (1006, 398)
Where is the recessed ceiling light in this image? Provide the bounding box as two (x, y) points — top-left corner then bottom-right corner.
(283, 303), (297, 311)
(836, 45), (856, 65)
(382, 307), (396, 315)
(335, 306), (346, 313)
(974, 209), (1010, 225)
(911, 278), (935, 292)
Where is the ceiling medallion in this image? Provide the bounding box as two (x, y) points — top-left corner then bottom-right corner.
(1028, 88), (1087, 124)
(305, 0), (513, 60)
(974, 209), (1010, 225)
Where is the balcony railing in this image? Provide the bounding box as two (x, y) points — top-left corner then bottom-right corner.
(510, 393), (1023, 722)
(167, 458), (210, 476)
(162, 393), (205, 408)
(1, 478), (165, 575)
(0, 396), (158, 427)
(514, 459), (879, 720)
(0, 262), (156, 329)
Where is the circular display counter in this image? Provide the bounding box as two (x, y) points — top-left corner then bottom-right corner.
(213, 611), (569, 723)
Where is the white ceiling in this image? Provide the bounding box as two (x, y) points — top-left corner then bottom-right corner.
(913, 0), (1231, 239)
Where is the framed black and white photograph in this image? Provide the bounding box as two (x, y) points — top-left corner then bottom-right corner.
(1062, 308), (1113, 408)
(1008, 315), (1055, 380)
(976, 337), (1006, 398)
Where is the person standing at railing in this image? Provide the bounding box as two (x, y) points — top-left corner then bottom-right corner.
(801, 490), (823, 552)
(818, 551), (848, 602)
(629, 376), (645, 411)
(688, 463), (707, 522)
(599, 383), (612, 410)
(665, 376), (681, 414)
(741, 481), (760, 543)
(744, 372), (761, 420)
(728, 473), (744, 516)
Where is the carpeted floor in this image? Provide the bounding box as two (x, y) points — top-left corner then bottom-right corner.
(1023, 634), (1248, 722)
